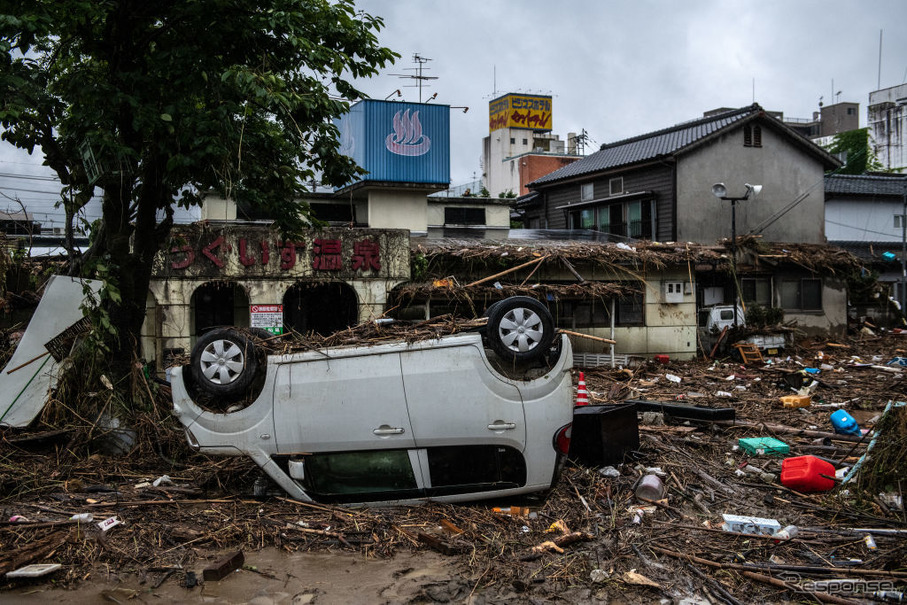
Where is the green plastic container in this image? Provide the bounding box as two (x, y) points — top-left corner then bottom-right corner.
(738, 437), (789, 456)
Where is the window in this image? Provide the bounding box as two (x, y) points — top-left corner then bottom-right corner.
(522, 138), (528, 145)
(780, 278), (822, 311)
(581, 183), (594, 201)
(895, 214), (906, 229)
(616, 293), (644, 325)
(744, 124), (762, 148)
(444, 207), (486, 225)
(510, 137), (515, 144)
(426, 446), (525, 496)
(741, 277), (772, 306)
(576, 199), (654, 239)
(553, 292), (644, 328)
(576, 208), (594, 229)
(302, 450), (418, 497)
(847, 107), (855, 115)
(627, 201), (642, 237)
(609, 177), (624, 195)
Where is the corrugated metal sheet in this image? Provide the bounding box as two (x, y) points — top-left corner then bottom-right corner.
(337, 100), (450, 186)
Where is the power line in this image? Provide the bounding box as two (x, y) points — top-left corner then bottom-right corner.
(825, 218), (904, 239)
(0, 171), (60, 182)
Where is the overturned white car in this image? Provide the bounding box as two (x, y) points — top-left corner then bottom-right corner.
(171, 297), (575, 505)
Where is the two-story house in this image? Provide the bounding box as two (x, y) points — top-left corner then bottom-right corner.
(520, 104), (840, 243)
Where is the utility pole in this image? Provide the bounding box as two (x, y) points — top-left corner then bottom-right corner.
(902, 177), (907, 310)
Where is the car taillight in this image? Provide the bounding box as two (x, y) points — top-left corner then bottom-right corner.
(553, 423), (572, 455)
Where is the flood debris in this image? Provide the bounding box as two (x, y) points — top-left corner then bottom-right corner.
(1, 329), (906, 602)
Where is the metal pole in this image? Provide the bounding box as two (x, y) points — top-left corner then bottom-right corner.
(732, 199), (738, 327)
(902, 180), (907, 311)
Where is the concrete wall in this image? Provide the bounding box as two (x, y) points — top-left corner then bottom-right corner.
(677, 126), (827, 244)
(426, 202), (511, 229)
(366, 189), (428, 233)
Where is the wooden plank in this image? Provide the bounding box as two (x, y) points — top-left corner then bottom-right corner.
(202, 551), (244, 582)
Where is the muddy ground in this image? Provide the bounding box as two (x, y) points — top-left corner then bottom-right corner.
(1, 331), (906, 604)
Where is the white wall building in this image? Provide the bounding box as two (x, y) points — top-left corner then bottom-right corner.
(869, 83), (907, 173)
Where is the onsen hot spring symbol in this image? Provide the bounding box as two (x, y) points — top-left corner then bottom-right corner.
(385, 109), (431, 156)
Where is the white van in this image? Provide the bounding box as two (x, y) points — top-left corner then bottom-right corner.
(171, 297), (575, 505)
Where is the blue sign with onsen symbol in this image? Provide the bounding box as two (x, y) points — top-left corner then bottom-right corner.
(336, 100), (450, 186)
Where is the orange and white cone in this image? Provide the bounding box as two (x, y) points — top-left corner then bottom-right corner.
(576, 371), (589, 406)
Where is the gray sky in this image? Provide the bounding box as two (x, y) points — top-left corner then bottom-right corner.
(355, 0), (907, 184)
(2, 0), (906, 227)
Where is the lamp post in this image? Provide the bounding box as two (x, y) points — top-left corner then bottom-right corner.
(711, 182), (763, 328)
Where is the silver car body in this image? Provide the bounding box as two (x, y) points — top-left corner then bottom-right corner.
(171, 332), (573, 504)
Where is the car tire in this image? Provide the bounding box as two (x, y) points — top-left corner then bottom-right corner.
(190, 329), (259, 401)
(487, 296), (555, 363)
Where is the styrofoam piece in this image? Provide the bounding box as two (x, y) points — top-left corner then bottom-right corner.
(6, 563), (62, 578)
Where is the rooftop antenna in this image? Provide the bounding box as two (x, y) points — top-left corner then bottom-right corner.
(389, 53), (438, 103)
(878, 29), (883, 90)
(570, 129), (590, 156)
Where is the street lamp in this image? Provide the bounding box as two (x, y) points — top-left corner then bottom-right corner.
(711, 182), (763, 327)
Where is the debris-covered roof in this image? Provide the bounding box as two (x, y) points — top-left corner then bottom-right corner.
(411, 234), (864, 278)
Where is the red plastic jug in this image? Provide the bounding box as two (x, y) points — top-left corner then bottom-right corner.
(780, 455), (836, 492)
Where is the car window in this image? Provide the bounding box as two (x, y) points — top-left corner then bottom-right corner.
(302, 450), (418, 497)
(425, 445), (526, 496)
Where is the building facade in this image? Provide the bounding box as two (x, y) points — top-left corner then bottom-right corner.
(869, 83), (907, 173)
(522, 104), (840, 245)
(482, 93), (581, 198)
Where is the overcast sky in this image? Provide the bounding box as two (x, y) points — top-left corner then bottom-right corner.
(2, 0), (906, 227)
(355, 0), (907, 185)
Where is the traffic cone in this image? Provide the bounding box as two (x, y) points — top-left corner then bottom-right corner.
(576, 371), (589, 406)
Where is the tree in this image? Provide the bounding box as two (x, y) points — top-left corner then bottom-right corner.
(0, 1), (397, 376)
(824, 128), (883, 175)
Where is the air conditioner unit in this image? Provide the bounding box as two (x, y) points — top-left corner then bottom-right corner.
(664, 281), (684, 304)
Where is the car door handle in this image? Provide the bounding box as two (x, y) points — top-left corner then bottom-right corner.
(487, 422), (516, 431)
(373, 426), (405, 436)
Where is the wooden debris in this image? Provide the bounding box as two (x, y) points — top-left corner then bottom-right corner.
(530, 540), (564, 554)
(621, 570), (661, 589)
(417, 532), (459, 556)
(202, 551), (245, 582)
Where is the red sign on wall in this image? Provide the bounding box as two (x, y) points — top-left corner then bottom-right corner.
(169, 235), (381, 275)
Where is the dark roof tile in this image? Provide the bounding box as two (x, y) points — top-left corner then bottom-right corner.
(825, 174), (907, 197)
(530, 105), (759, 185)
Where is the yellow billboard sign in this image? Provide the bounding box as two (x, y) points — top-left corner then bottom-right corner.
(489, 94), (552, 133)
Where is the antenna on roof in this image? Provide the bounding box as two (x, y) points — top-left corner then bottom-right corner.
(570, 129), (590, 156)
(389, 54), (439, 103)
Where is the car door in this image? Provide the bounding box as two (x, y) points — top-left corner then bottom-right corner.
(273, 348), (414, 453)
(400, 337), (525, 451)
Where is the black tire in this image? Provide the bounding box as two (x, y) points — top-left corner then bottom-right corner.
(486, 297), (555, 363)
(483, 299), (506, 319)
(190, 329), (259, 401)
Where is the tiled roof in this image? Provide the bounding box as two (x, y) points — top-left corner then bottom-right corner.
(825, 174), (907, 197)
(530, 105), (761, 186)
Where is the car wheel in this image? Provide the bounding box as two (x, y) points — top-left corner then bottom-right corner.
(487, 297), (555, 362)
(190, 329), (259, 401)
